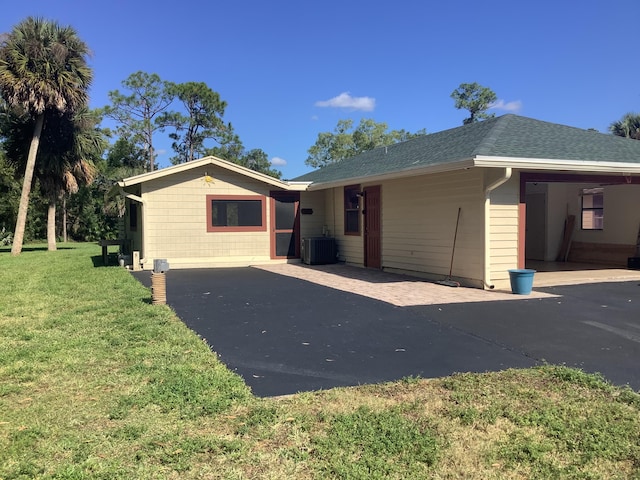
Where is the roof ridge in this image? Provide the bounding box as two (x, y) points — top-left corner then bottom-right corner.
(472, 114), (515, 156)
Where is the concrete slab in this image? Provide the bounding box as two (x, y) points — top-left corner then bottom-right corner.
(255, 263), (557, 305)
(528, 261), (640, 287)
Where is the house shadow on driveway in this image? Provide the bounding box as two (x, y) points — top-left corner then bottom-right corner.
(131, 266), (640, 397)
(415, 280), (640, 393)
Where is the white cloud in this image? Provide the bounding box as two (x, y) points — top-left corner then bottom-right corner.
(489, 99), (523, 113)
(314, 92), (376, 112)
(310, 115), (319, 121)
(271, 156), (287, 166)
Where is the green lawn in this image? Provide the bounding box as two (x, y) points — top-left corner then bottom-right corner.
(1, 243), (639, 479)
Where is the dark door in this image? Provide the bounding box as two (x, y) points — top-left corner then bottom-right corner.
(270, 192), (300, 259)
(363, 185), (381, 268)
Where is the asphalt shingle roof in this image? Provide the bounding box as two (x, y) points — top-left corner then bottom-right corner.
(293, 114), (640, 184)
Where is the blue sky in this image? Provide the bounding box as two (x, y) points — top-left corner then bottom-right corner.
(3, 1), (638, 179)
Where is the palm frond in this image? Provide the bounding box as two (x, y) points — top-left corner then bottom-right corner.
(0, 17), (92, 115)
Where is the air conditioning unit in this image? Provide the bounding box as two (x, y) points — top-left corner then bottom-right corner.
(302, 237), (337, 265)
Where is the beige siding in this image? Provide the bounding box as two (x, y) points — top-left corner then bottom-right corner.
(488, 174), (520, 287)
(299, 190), (327, 239)
(382, 170), (485, 286)
(323, 186), (363, 265)
(320, 170), (487, 286)
(322, 188), (337, 239)
(137, 165), (286, 269)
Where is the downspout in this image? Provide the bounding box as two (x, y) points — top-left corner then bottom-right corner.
(119, 186), (147, 267)
(483, 168), (512, 289)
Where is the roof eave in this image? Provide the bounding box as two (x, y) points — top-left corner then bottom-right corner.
(303, 154), (640, 191)
(474, 156), (640, 173)
(305, 158), (476, 191)
(285, 181), (313, 191)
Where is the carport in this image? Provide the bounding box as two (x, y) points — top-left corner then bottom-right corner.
(522, 172), (640, 269)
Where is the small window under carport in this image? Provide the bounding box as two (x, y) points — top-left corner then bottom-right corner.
(581, 187), (603, 230)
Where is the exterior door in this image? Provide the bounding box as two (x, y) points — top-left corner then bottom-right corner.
(270, 192), (300, 259)
(363, 185), (381, 268)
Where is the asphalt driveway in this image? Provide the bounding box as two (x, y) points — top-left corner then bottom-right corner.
(132, 267), (640, 397)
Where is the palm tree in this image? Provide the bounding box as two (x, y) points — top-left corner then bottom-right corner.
(610, 113), (640, 140)
(0, 17), (92, 255)
(3, 108), (104, 250)
(38, 109), (104, 250)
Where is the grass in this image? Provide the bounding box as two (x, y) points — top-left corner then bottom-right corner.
(1, 243), (639, 479)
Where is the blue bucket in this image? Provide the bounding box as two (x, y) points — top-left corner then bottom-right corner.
(508, 269), (536, 295)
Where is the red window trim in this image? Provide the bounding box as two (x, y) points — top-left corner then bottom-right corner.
(206, 194), (267, 232)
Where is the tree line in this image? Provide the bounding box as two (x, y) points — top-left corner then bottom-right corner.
(0, 18), (280, 254)
(1, 17), (639, 255)
(101, 71), (281, 176)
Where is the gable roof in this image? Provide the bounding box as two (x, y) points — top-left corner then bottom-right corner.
(294, 115), (640, 188)
(118, 155), (309, 191)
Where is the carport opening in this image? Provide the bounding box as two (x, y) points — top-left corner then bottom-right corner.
(521, 173), (640, 276)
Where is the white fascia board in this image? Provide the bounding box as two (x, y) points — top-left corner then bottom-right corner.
(305, 159), (475, 191)
(473, 156), (640, 173)
(281, 182), (312, 191)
